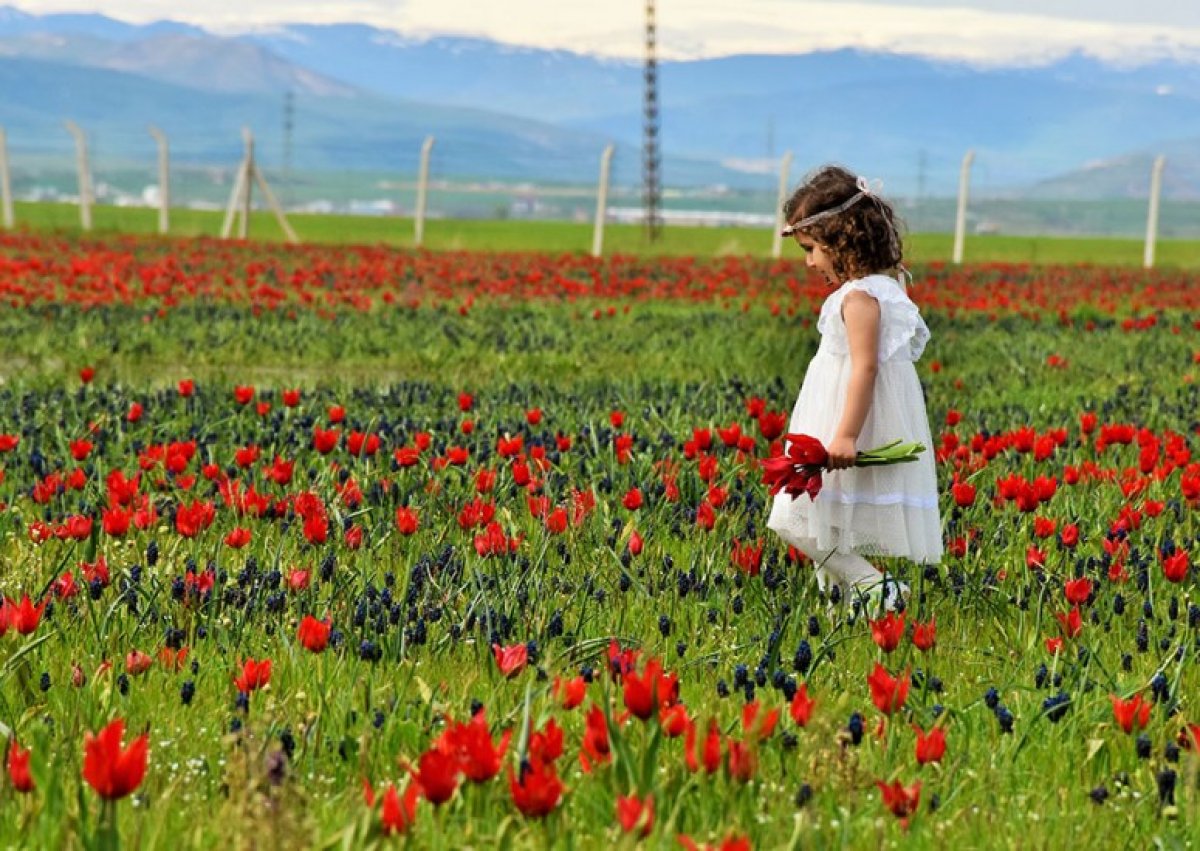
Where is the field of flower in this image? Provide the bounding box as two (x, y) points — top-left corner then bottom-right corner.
(12, 200), (1200, 267)
(1, 230), (1200, 849)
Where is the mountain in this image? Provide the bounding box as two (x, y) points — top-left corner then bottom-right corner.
(0, 5), (202, 40)
(2, 6), (1200, 197)
(0, 56), (608, 176)
(0, 32), (359, 96)
(1028, 139), (1200, 200)
(237, 25), (642, 122)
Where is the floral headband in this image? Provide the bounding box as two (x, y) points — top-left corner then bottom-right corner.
(780, 176), (885, 236)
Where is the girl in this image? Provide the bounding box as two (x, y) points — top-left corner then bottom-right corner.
(766, 165), (942, 612)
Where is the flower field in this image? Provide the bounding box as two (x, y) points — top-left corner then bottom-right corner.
(1, 231), (1199, 849)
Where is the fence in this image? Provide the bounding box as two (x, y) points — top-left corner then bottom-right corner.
(0, 120), (1189, 267)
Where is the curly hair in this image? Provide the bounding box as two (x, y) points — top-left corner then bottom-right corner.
(782, 165), (904, 281)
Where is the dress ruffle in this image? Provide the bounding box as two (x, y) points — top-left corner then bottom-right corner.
(815, 275), (930, 363)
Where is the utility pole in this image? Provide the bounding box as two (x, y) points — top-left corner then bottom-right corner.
(643, 0), (662, 241)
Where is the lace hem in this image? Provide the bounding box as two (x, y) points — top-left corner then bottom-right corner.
(815, 489), (940, 510)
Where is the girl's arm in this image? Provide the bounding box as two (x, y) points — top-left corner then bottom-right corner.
(827, 290), (880, 469)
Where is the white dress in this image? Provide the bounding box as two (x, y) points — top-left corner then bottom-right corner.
(766, 273), (942, 564)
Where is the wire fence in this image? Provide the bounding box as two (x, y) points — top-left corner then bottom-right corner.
(2, 121), (1198, 251)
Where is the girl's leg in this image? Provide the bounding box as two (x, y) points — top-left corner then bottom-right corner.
(825, 551), (910, 613)
(785, 538), (847, 603)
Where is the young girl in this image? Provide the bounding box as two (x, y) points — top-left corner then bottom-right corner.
(766, 165), (942, 612)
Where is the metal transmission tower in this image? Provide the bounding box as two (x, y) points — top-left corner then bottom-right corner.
(282, 90), (295, 208)
(643, 0), (662, 241)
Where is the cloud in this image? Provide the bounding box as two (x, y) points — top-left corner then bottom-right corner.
(12, 0), (1200, 64)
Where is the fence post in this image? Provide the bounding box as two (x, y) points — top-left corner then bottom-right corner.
(592, 143), (615, 258)
(952, 149), (975, 265)
(0, 126), (13, 229)
(148, 125), (170, 234)
(771, 151), (794, 259)
(414, 135), (434, 247)
(64, 120), (93, 232)
(1144, 154), (1166, 269)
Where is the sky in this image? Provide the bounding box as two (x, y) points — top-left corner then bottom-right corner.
(9, 0), (1200, 63)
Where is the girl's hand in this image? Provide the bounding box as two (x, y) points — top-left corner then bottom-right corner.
(826, 435), (858, 470)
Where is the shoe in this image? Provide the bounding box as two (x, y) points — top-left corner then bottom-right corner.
(814, 564), (850, 616)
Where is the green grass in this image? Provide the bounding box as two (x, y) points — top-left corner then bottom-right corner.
(2, 235), (1200, 849)
(9, 200), (1200, 267)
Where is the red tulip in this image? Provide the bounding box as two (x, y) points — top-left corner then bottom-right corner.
(740, 700), (779, 741)
(1162, 550), (1189, 583)
(622, 658), (679, 721)
(913, 724), (946, 764)
(580, 704), (611, 772)
(509, 758), (563, 818)
(911, 618), (937, 651)
(867, 663), (910, 715)
(224, 527), (252, 549)
(616, 792), (654, 837)
(870, 612), (906, 652)
(1110, 693), (1152, 734)
(1063, 577), (1092, 605)
(726, 739), (757, 782)
(414, 747), (460, 805)
(6, 595), (47, 635)
(789, 684), (816, 727)
(436, 711), (512, 783)
(553, 675), (587, 710)
(363, 778), (420, 835)
(876, 778), (921, 822)
(7, 741), (33, 793)
(82, 719), (148, 800)
(395, 506), (420, 535)
(233, 658), (272, 693)
(297, 615), (331, 653)
(124, 650), (153, 676)
(1054, 607), (1083, 639)
(492, 642), (528, 678)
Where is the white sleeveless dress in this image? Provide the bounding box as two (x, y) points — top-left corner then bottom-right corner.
(766, 274), (942, 564)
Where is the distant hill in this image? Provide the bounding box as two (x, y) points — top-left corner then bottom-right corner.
(2, 5), (1200, 197)
(1028, 140), (1200, 200)
(0, 31), (359, 96)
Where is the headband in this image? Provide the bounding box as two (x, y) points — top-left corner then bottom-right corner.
(780, 176), (884, 236)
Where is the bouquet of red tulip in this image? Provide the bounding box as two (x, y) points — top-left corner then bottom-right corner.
(762, 433), (926, 501)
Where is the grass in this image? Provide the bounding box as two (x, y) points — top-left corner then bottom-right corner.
(1, 234), (1199, 849)
(8, 200), (1200, 267)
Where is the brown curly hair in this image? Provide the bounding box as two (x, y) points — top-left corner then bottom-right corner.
(783, 165), (904, 281)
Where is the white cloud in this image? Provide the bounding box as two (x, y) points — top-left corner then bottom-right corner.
(11, 0), (1200, 64)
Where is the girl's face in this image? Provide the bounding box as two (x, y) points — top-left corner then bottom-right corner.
(794, 234), (839, 286)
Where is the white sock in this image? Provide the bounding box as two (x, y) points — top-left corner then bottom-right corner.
(824, 551), (883, 589)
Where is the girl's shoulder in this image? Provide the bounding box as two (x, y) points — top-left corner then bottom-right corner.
(842, 273), (912, 305)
